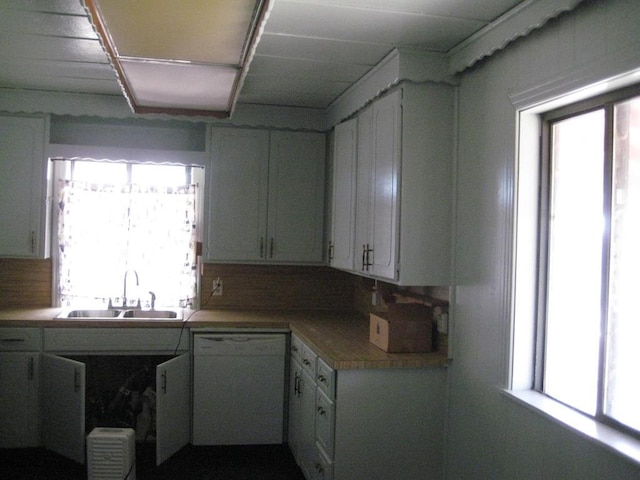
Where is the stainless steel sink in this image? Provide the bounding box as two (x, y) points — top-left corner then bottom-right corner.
(64, 309), (122, 318)
(122, 309), (179, 319)
(57, 308), (183, 321)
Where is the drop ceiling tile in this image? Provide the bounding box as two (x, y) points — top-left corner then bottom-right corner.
(247, 55), (371, 82)
(256, 33), (391, 66)
(0, 34), (108, 63)
(0, 9), (98, 38)
(265, 1), (485, 51)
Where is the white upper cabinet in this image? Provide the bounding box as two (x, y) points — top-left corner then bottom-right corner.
(331, 82), (454, 285)
(357, 90), (401, 280)
(268, 131), (326, 263)
(207, 128), (270, 262)
(329, 118), (358, 270)
(0, 114), (49, 258)
(206, 127), (326, 264)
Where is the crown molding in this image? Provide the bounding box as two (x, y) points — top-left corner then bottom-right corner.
(448, 0), (585, 74)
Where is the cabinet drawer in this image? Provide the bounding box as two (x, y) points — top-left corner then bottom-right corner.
(290, 334), (303, 363)
(315, 357), (335, 398)
(313, 441), (334, 480)
(301, 343), (317, 376)
(44, 328), (188, 353)
(0, 328), (41, 351)
(315, 388), (335, 458)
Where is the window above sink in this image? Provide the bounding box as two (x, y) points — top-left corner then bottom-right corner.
(51, 158), (205, 312)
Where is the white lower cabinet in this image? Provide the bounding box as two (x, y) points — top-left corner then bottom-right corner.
(0, 328), (41, 448)
(41, 328), (190, 466)
(289, 344), (319, 479)
(289, 334), (446, 480)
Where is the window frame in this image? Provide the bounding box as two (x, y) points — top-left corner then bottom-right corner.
(50, 157), (205, 309)
(536, 83), (640, 439)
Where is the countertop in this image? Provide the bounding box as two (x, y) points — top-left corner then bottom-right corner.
(0, 307), (449, 370)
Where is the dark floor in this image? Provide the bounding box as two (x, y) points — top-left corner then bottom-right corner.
(0, 444), (306, 480)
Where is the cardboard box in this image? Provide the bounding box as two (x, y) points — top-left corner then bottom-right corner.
(369, 303), (433, 353)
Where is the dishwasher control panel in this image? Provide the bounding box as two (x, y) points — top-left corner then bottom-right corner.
(193, 334), (286, 356)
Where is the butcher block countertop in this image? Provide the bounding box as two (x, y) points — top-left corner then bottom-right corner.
(0, 308), (449, 370)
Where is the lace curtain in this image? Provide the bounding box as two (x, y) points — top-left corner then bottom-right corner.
(58, 180), (197, 308)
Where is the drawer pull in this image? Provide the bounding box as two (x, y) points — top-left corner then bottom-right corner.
(317, 406), (326, 415)
(302, 358), (311, 366)
(317, 374), (326, 383)
(1, 338), (26, 343)
(315, 463), (324, 474)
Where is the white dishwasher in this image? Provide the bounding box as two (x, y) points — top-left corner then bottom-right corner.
(192, 333), (286, 445)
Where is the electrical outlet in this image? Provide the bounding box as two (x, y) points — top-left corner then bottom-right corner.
(212, 278), (223, 296)
(436, 312), (448, 334)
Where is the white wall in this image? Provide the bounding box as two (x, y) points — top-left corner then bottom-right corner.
(448, 1), (640, 479)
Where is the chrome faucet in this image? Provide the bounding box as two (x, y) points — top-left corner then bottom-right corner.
(123, 269), (141, 308)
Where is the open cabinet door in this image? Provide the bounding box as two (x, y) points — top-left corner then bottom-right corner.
(156, 353), (190, 465)
(41, 353), (86, 464)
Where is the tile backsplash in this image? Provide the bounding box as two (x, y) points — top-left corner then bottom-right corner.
(200, 263), (356, 311)
(0, 258), (448, 320)
(0, 258), (52, 308)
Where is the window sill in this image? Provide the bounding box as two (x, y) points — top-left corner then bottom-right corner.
(502, 389), (640, 468)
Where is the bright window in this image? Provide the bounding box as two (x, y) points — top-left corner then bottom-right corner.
(54, 159), (200, 309)
(539, 88), (640, 435)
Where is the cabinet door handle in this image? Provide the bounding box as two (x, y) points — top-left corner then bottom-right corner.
(260, 237), (265, 258)
(74, 369), (81, 392)
(302, 358), (311, 366)
(30, 231), (36, 253)
(161, 371), (167, 393)
(364, 244), (373, 270)
(269, 237), (274, 258)
(317, 406), (326, 415)
(317, 374), (326, 384)
(28, 356), (34, 380)
(328, 242), (334, 261)
(361, 244), (366, 270)
(294, 372), (299, 395)
(315, 463), (324, 474)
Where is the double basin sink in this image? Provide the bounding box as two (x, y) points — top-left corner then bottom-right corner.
(57, 308), (183, 321)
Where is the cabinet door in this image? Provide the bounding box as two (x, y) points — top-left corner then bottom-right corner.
(329, 119), (357, 270)
(289, 356), (317, 479)
(315, 388), (335, 458)
(268, 131), (326, 263)
(355, 106), (374, 274)
(369, 90), (401, 280)
(0, 115), (47, 257)
(288, 357), (303, 459)
(0, 352), (39, 447)
(207, 128), (269, 261)
(156, 353), (190, 466)
(41, 353), (86, 464)
(298, 368), (317, 480)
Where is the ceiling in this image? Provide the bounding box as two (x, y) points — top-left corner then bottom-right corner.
(0, 0), (527, 113)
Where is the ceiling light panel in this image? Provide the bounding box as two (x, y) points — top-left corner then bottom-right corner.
(84, 0), (271, 117)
